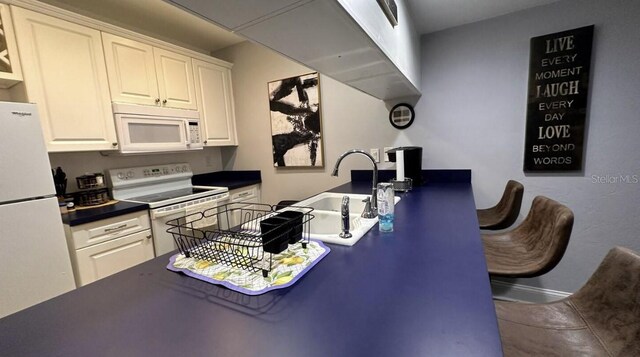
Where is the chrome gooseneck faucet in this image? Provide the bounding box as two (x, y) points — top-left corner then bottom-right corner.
(331, 149), (378, 219)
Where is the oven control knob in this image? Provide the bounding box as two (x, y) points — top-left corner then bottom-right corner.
(163, 168), (169, 175)
(181, 165), (188, 173)
(117, 172), (125, 180)
(126, 171), (134, 179)
(175, 166), (182, 173)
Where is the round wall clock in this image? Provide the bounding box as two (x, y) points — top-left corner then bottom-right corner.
(389, 103), (415, 129)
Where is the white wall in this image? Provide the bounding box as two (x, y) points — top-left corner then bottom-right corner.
(337, 0), (421, 89)
(49, 148), (223, 192)
(214, 41), (405, 205)
(414, 0), (640, 292)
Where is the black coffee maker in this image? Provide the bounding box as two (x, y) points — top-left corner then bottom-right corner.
(386, 146), (423, 186)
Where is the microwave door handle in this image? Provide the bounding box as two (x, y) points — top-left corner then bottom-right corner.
(184, 120), (191, 146)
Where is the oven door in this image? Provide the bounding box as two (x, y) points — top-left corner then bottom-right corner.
(116, 114), (196, 153)
(149, 194), (229, 256)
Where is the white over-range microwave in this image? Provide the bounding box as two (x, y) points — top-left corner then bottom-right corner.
(113, 103), (203, 154)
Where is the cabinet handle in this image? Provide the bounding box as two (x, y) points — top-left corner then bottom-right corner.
(105, 224), (127, 233)
(146, 234), (152, 239)
(112, 142), (118, 147)
(155, 98), (160, 104)
(203, 140), (208, 145)
(162, 99), (167, 104)
(238, 192), (250, 197)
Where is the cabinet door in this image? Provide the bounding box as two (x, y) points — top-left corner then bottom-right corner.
(230, 185), (260, 203)
(0, 4), (23, 88)
(11, 7), (117, 152)
(193, 59), (237, 146)
(102, 33), (159, 106)
(74, 229), (154, 286)
(153, 47), (197, 110)
(230, 203), (257, 229)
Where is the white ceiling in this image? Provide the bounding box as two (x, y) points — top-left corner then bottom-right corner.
(406, 0), (563, 34)
(35, 0), (564, 53)
(37, 0), (245, 53)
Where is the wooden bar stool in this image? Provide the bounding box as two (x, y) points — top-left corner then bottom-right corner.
(482, 196), (573, 277)
(477, 180), (524, 230)
(495, 246), (640, 356)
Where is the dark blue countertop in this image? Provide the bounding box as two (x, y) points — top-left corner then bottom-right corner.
(0, 174), (502, 356)
(61, 201), (149, 227)
(192, 170), (261, 190)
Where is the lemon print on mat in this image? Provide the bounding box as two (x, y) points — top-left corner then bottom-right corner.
(281, 256), (304, 266)
(272, 271), (294, 286)
(195, 260), (213, 269)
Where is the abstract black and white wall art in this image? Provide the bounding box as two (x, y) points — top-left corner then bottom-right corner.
(268, 72), (323, 167)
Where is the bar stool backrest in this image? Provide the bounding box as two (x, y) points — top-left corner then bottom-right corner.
(514, 196), (574, 276)
(569, 246), (640, 355)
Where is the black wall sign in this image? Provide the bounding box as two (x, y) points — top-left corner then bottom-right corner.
(524, 25), (594, 172)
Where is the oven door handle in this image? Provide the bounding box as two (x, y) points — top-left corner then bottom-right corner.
(150, 207), (187, 220)
(184, 199), (227, 214)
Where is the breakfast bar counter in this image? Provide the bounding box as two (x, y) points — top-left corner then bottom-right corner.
(0, 171), (502, 356)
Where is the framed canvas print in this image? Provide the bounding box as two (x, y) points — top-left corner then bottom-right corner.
(268, 72), (323, 167)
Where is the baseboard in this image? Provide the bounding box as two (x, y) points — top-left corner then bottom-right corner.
(491, 280), (571, 303)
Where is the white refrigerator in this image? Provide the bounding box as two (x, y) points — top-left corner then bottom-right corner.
(0, 102), (76, 318)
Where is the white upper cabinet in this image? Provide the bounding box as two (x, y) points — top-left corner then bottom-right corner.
(0, 4), (23, 88)
(11, 7), (117, 152)
(153, 47), (197, 110)
(103, 33), (197, 110)
(192, 58), (237, 146)
(10, 3), (236, 152)
(102, 33), (159, 106)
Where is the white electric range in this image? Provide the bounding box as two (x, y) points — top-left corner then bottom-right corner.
(108, 163), (229, 256)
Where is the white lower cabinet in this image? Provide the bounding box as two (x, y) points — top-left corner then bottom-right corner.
(65, 211), (154, 287)
(228, 184), (261, 228)
(74, 230), (153, 285)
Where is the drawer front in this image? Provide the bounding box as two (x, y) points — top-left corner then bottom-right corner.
(230, 185), (259, 203)
(73, 229), (154, 286)
(69, 211), (150, 249)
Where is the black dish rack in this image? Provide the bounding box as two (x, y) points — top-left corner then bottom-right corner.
(166, 202), (314, 277)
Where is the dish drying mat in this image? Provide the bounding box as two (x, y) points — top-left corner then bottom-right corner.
(167, 240), (330, 295)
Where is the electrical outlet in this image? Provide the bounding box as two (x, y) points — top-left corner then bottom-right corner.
(370, 148), (380, 163)
(384, 147), (393, 162)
